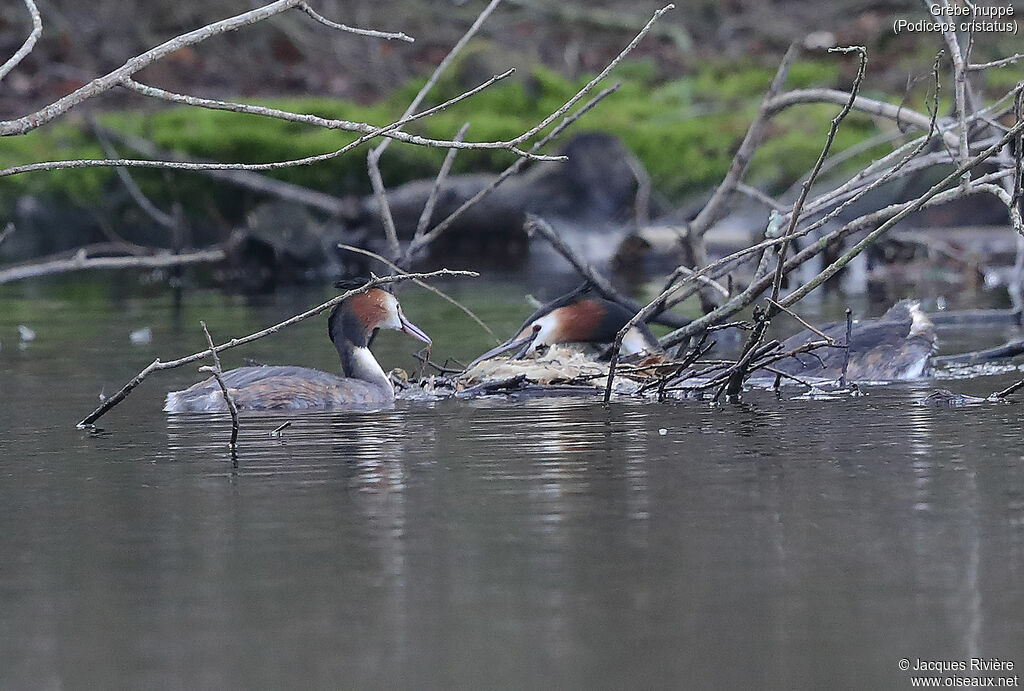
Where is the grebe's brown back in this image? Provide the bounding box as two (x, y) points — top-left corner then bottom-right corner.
(774, 299), (936, 382)
(164, 288), (430, 413)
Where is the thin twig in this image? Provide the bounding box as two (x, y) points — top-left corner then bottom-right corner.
(654, 79), (1001, 351)
(0, 0), (42, 81)
(369, 0), (503, 259)
(2, 1), (303, 136)
(415, 123), (470, 239)
(763, 89), (960, 149)
(199, 321), (239, 452)
(118, 77), (553, 160)
(4, 69), (524, 179)
(89, 118), (178, 231)
(770, 46), (867, 303)
(94, 125), (349, 214)
(412, 351), (464, 375)
(689, 42), (800, 239)
(761, 366), (815, 390)
(993, 378), (1024, 399)
(659, 169), (1019, 351)
(506, 4), (675, 147)
(625, 150), (652, 226)
(969, 54), (1024, 71)
(781, 119), (1024, 308)
(524, 215), (690, 329)
(725, 48), (867, 397)
(735, 183), (787, 212)
(773, 51), (942, 245)
(840, 308), (852, 388)
(0, 223), (14, 248)
(925, 0), (970, 167)
(1014, 87), (1023, 209)
(403, 7), (674, 263)
(76, 269), (476, 427)
(1, 1), (414, 136)
(337, 243), (497, 341)
(295, 1), (413, 42)
(765, 298), (834, 344)
(406, 84), (621, 260)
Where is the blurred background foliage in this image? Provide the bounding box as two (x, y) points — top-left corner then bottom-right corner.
(1, 0), (1021, 224)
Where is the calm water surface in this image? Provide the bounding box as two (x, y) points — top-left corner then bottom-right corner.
(1, 280), (1023, 690)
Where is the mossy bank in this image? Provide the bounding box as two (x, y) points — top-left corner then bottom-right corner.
(1, 57), (911, 254)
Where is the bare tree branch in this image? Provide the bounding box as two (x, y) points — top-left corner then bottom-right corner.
(369, 0), (504, 259)
(416, 123), (470, 239)
(770, 46), (867, 303)
(688, 42), (799, 239)
(337, 243), (498, 341)
(295, 1), (413, 42)
(117, 75), (556, 160)
(764, 89), (960, 149)
(0, 248), (224, 284)
(925, 0), (970, 166)
(780, 120), (1024, 307)
(0, 0), (42, 81)
(969, 54), (1024, 71)
(0, 69), (522, 179)
(505, 4), (675, 147)
(89, 119), (178, 231)
(404, 84), (621, 262)
(94, 126), (349, 215)
(2, 1), (304, 136)
(657, 166), (1019, 351)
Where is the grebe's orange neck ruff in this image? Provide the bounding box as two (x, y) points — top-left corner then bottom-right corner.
(328, 288), (431, 391)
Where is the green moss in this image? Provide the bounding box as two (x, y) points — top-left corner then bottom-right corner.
(0, 123), (111, 204)
(0, 56), (914, 216)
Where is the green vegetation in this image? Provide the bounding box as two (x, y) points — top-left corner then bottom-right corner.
(0, 57), (903, 217)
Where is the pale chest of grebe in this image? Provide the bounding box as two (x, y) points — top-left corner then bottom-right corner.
(164, 288), (430, 413)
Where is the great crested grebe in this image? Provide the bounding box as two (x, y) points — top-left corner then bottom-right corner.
(164, 287), (430, 413)
(468, 287), (661, 368)
(774, 299), (937, 382)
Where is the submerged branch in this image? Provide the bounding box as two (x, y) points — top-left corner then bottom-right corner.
(199, 321), (239, 454)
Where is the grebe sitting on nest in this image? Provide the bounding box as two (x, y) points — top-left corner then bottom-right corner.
(461, 287), (663, 389)
(774, 299), (937, 382)
(164, 287), (430, 413)
(468, 287), (661, 368)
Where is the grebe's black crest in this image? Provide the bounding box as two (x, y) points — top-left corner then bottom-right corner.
(513, 283), (594, 335)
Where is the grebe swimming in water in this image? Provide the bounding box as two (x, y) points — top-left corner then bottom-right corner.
(468, 287), (661, 368)
(774, 299), (937, 382)
(164, 287), (430, 413)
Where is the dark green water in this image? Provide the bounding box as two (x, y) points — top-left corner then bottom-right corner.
(2, 279), (1023, 690)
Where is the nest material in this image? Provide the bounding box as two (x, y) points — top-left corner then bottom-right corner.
(458, 344), (665, 394)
